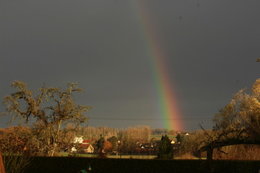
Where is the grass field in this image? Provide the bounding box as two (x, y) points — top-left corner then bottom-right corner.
(61, 153), (204, 160)
(60, 152), (157, 159)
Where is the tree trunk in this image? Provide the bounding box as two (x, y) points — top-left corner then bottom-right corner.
(207, 148), (213, 161)
(206, 148), (214, 173)
(0, 153), (6, 173)
(50, 120), (62, 156)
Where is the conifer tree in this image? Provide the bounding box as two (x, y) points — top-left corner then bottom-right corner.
(157, 135), (173, 159)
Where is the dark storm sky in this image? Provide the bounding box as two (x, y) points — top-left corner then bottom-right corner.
(0, 0), (259, 130)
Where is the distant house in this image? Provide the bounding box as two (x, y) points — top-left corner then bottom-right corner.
(82, 140), (92, 144)
(81, 144), (94, 153)
(171, 140), (175, 144)
(73, 136), (84, 144)
(80, 140), (94, 153)
(136, 143), (157, 154)
(71, 136), (84, 153)
(71, 146), (77, 153)
(71, 138), (95, 153)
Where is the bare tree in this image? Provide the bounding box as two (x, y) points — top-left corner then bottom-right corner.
(4, 81), (91, 156)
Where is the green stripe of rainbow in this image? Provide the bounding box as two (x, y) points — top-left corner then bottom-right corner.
(133, 0), (183, 131)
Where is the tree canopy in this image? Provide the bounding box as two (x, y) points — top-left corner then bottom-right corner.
(198, 79), (260, 160)
(213, 78), (260, 142)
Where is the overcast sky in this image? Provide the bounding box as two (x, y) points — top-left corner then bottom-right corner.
(0, 0), (259, 130)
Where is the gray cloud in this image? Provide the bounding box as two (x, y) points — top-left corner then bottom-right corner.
(0, 0), (259, 130)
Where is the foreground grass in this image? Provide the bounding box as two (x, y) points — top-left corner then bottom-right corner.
(22, 156), (260, 173)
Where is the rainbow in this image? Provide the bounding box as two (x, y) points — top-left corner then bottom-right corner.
(133, 0), (183, 131)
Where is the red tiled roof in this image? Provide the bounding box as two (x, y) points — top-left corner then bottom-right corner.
(82, 140), (91, 144)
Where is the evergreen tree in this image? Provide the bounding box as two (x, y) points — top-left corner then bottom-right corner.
(96, 135), (105, 158)
(157, 135), (173, 159)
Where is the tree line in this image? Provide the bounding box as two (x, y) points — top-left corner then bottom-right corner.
(0, 78), (260, 162)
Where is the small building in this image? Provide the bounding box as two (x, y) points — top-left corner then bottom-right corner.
(72, 137), (94, 153)
(77, 140), (95, 153)
(80, 143), (95, 153)
(73, 136), (84, 144)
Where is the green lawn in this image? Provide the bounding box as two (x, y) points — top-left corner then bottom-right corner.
(59, 152), (156, 159)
